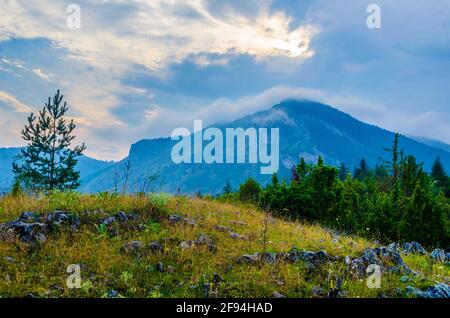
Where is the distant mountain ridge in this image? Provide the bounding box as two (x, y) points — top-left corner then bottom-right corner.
(79, 100), (450, 194)
(0, 147), (113, 191)
(411, 136), (450, 154)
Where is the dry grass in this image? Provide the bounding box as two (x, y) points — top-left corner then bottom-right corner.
(0, 192), (448, 298)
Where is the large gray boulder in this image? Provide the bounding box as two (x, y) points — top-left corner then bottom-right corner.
(0, 211), (81, 245)
(288, 248), (335, 269)
(350, 246), (415, 278)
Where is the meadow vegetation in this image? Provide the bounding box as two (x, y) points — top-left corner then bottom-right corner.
(0, 191), (448, 298)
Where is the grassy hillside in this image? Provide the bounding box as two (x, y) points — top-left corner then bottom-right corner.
(0, 193), (448, 298)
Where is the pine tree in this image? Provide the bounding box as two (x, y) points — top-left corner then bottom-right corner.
(383, 133), (401, 182)
(297, 157), (309, 179)
(291, 165), (299, 183)
(271, 173), (279, 187)
(338, 162), (349, 181)
(431, 157), (447, 186)
(401, 155), (422, 196)
(431, 157), (450, 197)
(223, 180), (233, 194)
(239, 177), (261, 204)
(375, 164), (388, 179)
(13, 90), (86, 191)
(354, 158), (369, 180)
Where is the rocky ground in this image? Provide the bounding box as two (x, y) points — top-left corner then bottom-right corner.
(0, 193), (448, 298)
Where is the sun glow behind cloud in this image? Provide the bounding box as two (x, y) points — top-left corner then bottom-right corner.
(0, 0), (318, 159)
(1, 0), (450, 160)
(0, 0), (317, 72)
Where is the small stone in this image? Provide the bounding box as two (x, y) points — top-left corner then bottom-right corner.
(101, 217), (116, 226)
(148, 241), (162, 252)
(169, 214), (183, 223)
(184, 218), (197, 226)
(215, 225), (233, 232)
(18, 211), (38, 223)
(272, 291), (286, 298)
(123, 241), (144, 253)
(180, 241), (195, 249)
(195, 234), (212, 245)
(312, 286), (326, 298)
(228, 232), (248, 240)
(288, 249), (332, 269)
(344, 256), (351, 266)
(4, 256), (15, 263)
(230, 221), (247, 227)
(237, 253), (260, 264)
(106, 289), (119, 298)
(430, 249), (446, 262)
(388, 242), (400, 251)
(402, 242), (427, 255)
(167, 266), (175, 273)
(213, 272), (221, 284)
(207, 244), (217, 252)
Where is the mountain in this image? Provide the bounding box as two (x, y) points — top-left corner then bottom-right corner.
(411, 136), (450, 154)
(0, 147), (114, 191)
(80, 100), (450, 194)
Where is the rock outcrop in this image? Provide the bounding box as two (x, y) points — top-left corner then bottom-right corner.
(0, 211), (80, 244)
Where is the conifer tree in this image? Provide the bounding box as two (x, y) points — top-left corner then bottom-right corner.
(375, 164), (388, 179)
(383, 133), (401, 183)
(223, 180), (233, 194)
(13, 90), (86, 191)
(354, 158), (369, 180)
(296, 157), (309, 180)
(431, 157), (448, 185)
(338, 162), (349, 181)
(239, 177), (261, 204)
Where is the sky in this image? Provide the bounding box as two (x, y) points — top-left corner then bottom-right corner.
(0, 0), (449, 161)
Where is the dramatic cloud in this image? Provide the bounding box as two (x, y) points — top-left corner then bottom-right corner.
(0, 0), (317, 72)
(0, 0), (449, 160)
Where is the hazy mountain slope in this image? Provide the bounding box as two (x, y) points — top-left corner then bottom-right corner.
(80, 100), (450, 194)
(412, 136), (450, 154)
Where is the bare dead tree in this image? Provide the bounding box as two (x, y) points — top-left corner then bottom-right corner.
(261, 204), (271, 252)
(122, 160), (132, 194)
(137, 172), (159, 194)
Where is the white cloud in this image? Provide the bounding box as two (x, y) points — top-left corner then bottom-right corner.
(0, 90), (33, 113)
(32, 68), (52, 81)
(1, 57), (27, 70)
(195, 85), (450, 145)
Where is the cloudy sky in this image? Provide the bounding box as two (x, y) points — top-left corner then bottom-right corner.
(0, 0), (449, 160)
